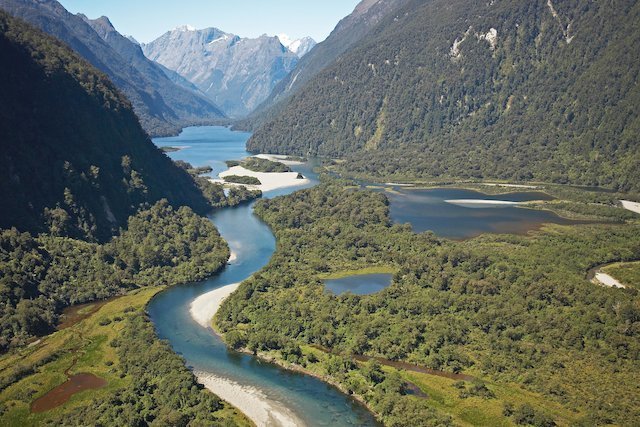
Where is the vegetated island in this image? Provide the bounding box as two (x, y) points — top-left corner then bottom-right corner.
(223, 175), (262, 186)
(215, 156), (309, 192)
(226, 157), (292, 173)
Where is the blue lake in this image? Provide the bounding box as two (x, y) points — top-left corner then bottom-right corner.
(382, 187), (582, 239)
(324, 274), (394, 296)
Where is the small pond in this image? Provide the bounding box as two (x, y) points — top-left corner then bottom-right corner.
(324, 273), (393, 295)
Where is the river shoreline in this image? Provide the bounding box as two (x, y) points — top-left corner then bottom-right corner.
(190, 283), (240, 329)
(194, 370), (303, 427)
(150, 126), (378, 426)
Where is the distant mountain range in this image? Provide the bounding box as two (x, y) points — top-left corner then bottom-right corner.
(142, 27), (305, 118)
(237, 0), (410, 130)
(0, 0), (226, 137)
(247, 0), (640, 192)
(0, 9), (209, 241)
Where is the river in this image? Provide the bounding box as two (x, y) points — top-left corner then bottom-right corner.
(151, 127), (378, 426)
(150, 126), (586, 426)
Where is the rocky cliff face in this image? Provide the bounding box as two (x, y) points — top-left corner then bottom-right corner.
(143, 27), (299, 118)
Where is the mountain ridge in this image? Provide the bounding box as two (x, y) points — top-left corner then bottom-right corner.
(0, 0), (226, 136)
(236, 0), (411, 130)
(247, 0), (640, 192)
(0, 9), (210, 241)
(142, 26), (299, 118)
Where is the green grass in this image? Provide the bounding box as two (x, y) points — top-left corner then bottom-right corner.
(0, 288), (251, 426)
(316, 266), (396, 280)
(252, 344), (581, 426)
(401, 371), (580, 426)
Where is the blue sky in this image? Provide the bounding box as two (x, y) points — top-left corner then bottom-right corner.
(58, 0), (361, 43)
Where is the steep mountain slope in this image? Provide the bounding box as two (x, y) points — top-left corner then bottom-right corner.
(82, 15), (225, 128)
(143, 27), (299, 117)
(248, 0), (640, 192)
(0, 0), (225, 136)
(0, 10), (210, 241)
(242, 0), (410, 126)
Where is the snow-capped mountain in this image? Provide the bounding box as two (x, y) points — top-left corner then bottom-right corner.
(142, 26), (299, 118)
(277, 34), (316, 57)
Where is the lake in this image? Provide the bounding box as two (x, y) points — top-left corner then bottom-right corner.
(382, 187), (582, 239)
(324, 273), (393, 296)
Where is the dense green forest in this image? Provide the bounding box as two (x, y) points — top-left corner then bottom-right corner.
(0, 287), (249, 426)
(55, 310), (242, 426)
(216, 181), (640, 425)
(0, 10), (212, 242)
(248, 0), (640, 192)
(0, 200), (229, 352)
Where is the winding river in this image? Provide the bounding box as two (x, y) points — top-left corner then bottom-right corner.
(150, 127), (378, 426)
(150, 126), (589, 425)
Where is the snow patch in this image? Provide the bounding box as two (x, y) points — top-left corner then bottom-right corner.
(209, 35), (230, 44)
(173, 24), (196, 32)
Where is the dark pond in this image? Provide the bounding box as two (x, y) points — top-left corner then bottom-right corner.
(31, 373), (106, 413)
(324, 274), (393, 295)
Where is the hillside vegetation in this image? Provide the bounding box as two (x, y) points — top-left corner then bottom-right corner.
(0, 200), (229, 352)
(0, 0), (225, 136)
(248, 0), (640, 192)
(0, 10), (213, 242)
(0, 288), (250, 426)
(217, 181), (640, 425)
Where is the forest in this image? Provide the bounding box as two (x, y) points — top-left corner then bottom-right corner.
(0, 200), (229, 352)
(247, 0), (640, 192)
(216, 180), (640, 425)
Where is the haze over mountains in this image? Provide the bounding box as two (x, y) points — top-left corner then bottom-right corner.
(0, 0), (319, 131)
(0, 0), (227, 137)
(142, 27), (305, 118)
(239, 0), (410, 128)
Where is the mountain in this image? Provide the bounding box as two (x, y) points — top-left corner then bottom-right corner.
(248, 0), (640, 192)
(0, 0), (225, 136)
(0, 9), (210, 242)
(241, 0), (410, 126)
(142, 26), (299, 118)
(277, 34), (316, 57)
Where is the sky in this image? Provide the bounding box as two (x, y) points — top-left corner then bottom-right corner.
(58, 0), (361, 43)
